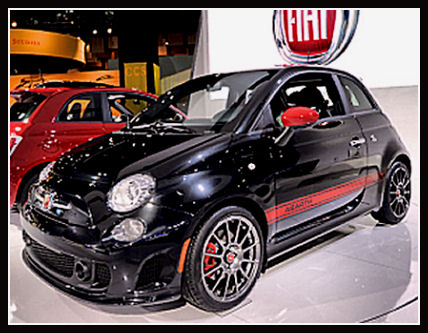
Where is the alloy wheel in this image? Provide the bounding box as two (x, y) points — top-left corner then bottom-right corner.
(200, 215), (262, 303)
(388, 165), (411, 219)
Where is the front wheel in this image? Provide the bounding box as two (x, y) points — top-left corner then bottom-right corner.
(372, 161), (411, 224)
(182, 206), (264, 312)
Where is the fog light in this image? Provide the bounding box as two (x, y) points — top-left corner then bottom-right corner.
(75, 261), (91, 282)
(111, 218), (146, 243)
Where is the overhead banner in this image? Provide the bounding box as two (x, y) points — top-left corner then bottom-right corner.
(273, 9), (359, 65)
(10, 29), (86, 64)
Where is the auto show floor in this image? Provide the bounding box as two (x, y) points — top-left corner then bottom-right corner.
(9, 204), (419, 324)
(9, 86), (419, 324)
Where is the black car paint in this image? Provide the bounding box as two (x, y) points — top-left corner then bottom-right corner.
(20, 66), (410, 306)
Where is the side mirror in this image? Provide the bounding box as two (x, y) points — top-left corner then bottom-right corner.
(280, 106), (319, 128)
(275, 106), (319, 146)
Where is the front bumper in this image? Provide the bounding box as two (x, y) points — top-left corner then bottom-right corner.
(20, 203), (191, 306)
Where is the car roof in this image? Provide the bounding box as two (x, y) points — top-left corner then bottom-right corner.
(10, 87), (64, 97)
(33, 81), (116, 88)
(195, 64), (358, 83)
(279, 64), (357, 77)
(10, 87), (158, 99)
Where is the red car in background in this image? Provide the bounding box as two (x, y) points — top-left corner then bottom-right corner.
(10, 85), (160, 209)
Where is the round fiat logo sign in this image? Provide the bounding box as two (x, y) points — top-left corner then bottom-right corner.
(273, 9), (359, 65)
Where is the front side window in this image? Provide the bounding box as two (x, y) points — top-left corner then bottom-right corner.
(58, 94), (103, 122)
(339, 76), (375, 112)
(270, 73), (344, 127)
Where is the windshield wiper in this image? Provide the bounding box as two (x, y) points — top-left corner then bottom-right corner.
(161, 126), (195, 134)
(128, 121), (196, 134)
(153, 122), (197, 134)
(121, 122), (158, 134)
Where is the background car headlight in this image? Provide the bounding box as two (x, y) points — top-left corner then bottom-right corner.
(110, 218), (146, 243)
(107, 174), (155, 213)
(39, 161), (55, 182)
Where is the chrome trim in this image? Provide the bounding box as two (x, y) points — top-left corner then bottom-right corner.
(32, 185), (72, 211)
(349, 137), (366, 147)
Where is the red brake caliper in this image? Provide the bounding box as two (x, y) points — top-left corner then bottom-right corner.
(204, 242), (217, 277)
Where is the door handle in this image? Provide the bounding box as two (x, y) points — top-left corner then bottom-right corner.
(349, 137), (366, 147)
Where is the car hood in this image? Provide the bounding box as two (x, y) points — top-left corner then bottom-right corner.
(53, 130), (229, 184)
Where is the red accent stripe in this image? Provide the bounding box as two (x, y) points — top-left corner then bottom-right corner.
(265, 171), (383, 225)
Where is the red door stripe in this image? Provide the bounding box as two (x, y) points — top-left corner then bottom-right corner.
(265, 171), (383, 225)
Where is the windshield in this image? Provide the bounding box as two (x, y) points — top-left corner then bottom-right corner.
(130, 71), (272, 133)
(10, 92), (47, 122)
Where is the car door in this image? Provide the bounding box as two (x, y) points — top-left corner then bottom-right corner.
(53, 92), (106, 153)
(265, 72), (368, 234)
(103, 92), (157, 134)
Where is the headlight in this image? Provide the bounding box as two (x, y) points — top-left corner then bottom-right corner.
(110, 218), (146, 243)
(107, 174), (155, 213)
(39, 161), (55, 182)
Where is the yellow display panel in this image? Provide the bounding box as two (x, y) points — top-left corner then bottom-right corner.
(123, 62), (147, 91)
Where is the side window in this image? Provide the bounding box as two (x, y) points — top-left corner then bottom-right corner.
(107, 93), (155, 122)
(58, 94), (103, 122)
(339, 77), (375, 112)
(270, 73), (344, 127)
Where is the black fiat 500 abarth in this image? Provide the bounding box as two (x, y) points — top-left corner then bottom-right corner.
(20, 66), (411, 312)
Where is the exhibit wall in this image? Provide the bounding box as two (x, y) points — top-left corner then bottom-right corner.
(193, 8), (420, 88)
(191, 8), (420, 203)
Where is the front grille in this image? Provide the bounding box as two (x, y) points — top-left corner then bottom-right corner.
(24, 233), (112, 290)
(29, 184), (93, 226)
(30, 240), (75, 277)
(136, 255), (165, 290)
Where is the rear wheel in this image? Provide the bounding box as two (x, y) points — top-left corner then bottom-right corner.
(372, 161), (411, 224)
(182, 206), (264, 312)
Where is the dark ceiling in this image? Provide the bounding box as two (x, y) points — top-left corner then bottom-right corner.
(10, 10), (201, 75)
(10, 10), (201, 43)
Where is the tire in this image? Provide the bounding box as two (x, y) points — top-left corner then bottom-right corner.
(372, 161), (411, 224)
(182, 206), (264, 312)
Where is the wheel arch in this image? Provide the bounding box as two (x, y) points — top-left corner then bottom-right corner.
(190, 196), (267, 241)
(182, 195), (269, 270)
(392, 153), (412, 175)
